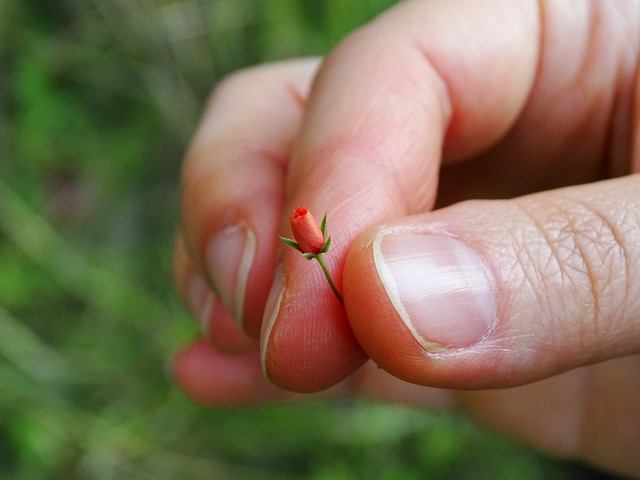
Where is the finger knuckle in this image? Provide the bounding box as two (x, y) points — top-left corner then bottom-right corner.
(516, 195), (636, 350)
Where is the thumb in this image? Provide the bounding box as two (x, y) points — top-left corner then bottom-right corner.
(344, 175), (640, 389)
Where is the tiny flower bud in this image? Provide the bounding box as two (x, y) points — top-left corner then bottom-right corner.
(279, 207), (343, 304)
(290, 207), (325, 255)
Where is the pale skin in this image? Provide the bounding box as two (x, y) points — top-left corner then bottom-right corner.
(172, 0), (640, 477)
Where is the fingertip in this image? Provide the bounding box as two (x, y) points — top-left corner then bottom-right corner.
(174, 238), (257, 352)
(345, 221), (545, 390)
(346, 222), (515, 389)
(344, 228), (431, 383)
(172, 341), (280, 406)
(260, 265), (368, 393)
(205, 299), (256, 353)
(184, 174), (280, 339)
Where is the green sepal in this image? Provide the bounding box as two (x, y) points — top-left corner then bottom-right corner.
(320, 236), (331, 254)
(320, 212), (328, 237)
(279, 236), (300, 251)
(302, 252), (317, 260)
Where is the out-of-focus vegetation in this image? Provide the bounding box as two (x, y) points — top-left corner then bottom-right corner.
(0, 1), (609, 478)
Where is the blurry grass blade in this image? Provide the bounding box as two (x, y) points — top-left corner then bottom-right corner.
(0, 305), (75, 382)
(0, 180), (165, 321)
(0, 178), (105, 300)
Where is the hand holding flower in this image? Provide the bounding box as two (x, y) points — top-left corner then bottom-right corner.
(173, 1), (640, 476)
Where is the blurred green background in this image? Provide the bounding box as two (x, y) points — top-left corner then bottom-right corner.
(0, 1), (612, 479)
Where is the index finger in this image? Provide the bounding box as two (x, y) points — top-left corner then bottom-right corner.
(262, 0), (540, 392)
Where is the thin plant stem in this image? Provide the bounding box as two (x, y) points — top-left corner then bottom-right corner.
(315, 254), (343, 305)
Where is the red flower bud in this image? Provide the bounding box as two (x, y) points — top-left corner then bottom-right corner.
(290, 207), (325, 254)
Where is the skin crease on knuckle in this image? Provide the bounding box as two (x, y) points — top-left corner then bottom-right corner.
(507, 185), (640, 353)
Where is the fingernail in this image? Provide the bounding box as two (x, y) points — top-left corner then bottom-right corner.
(373, 233), (496, 350)
(206, 223), (256, 328)
(186, 273), (214, 335)
(260, 265), (285, 381)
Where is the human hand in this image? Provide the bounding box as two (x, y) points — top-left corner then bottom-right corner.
(172, 0), (640, 476)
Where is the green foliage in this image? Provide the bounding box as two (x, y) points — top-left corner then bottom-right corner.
(0, 0), (598, 478)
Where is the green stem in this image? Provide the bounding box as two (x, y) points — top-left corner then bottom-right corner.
(315, 254), (343, 305)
